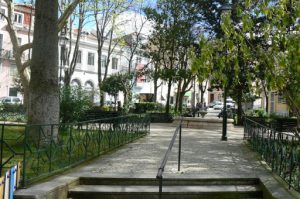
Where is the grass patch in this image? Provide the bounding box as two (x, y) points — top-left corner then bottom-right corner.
(1, 122), (149, 186)
(1, 125), (26, 171)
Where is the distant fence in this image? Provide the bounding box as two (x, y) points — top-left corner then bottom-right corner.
(0, 115), (150, 188)
(0, 162), (22, 199)
(0, 112), (26, 123)
(244, 117), (300, 192)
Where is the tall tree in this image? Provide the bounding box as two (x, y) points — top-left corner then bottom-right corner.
(90, 0), (135, 106)
(145, 0), (198, 114)
(121, 3), (150, 109)
(1, 0), (84, 112)
(28, 0), (58, 139)
(63, 0), (87, 86)
(190, 0), (264, 124)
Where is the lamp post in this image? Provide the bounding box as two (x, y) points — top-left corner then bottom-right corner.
(221, 0), (232, 141)
(59, 28), (68, 86)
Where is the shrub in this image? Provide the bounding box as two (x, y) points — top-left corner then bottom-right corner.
(134, 102), (164, 113)
(245, 108), (268, 117)
(149, 112), (173, 123)
(60, 86), (93, 123)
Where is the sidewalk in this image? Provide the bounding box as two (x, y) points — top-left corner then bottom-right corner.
(15, 123), (299, 198)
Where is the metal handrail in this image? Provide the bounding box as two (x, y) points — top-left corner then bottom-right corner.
(156, 118), (183, 199)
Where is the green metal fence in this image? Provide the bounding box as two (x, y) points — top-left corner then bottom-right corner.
(1, 115), (150, 187)
(244, 117), (300, 192)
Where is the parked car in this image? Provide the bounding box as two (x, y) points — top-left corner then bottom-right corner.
(209, 100), (222, 108)
(0, 96), (22, 104)
(213, 101), (223, 110)
(226, 98), (236, 109)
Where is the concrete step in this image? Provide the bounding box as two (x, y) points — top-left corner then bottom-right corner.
(68, 184), (263, 199)
(79, 177), (260, 186)
(68, 178), (263, 199)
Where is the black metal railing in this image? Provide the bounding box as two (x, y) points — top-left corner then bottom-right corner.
(0, 114), (150, 187)
(244, 117), (300, 192)
(156, 118), (182, 199)
(0, 123), (26, 176)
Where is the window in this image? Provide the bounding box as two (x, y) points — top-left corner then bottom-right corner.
(87, 52), (94, 65)
(13, 97), (21, 103)
(0, 9), (5, 21)
(9, 88), (18, 97)
(14, 13), (23, 24)
(112, 57), (118, 70)
(278, 93), (286, 104)
(101, 55), (107, 67)
(3, 98), (11, 103)
(10, 64), (18, 77)
(76, 50), (81, 64)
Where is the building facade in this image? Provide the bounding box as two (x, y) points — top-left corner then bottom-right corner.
(0, 3), (34, 100)
(0, 2), (205, 109)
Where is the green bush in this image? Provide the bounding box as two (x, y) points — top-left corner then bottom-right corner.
(60, 86), (93, 123)
(245, 108), (268, 117)
(149, 112), (173, 123)
(134, 102), (164, 113)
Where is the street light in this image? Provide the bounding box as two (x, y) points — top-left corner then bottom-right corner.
(59, 29), (68, 86)
(221, 0), (232, 141)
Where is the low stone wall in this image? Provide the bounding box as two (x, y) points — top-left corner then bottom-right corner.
(172, 117), (234, 130)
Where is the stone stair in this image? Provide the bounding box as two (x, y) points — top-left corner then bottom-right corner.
(68, 177), (264, 199)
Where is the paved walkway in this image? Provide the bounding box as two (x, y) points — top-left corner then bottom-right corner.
(15, 124), (299, 198)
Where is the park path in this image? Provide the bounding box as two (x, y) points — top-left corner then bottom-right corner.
(15, 123), (298, 198)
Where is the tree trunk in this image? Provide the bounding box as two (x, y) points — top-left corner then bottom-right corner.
(97, 47), (103, 106)
(153, 79), (158, 102)
(200, 89), (204, 103)
(153, 65), (159, 103)
(262, 84), (269, 113)
(175, 80), (182, 112)
(178, 91), (185, 114)
(237, 89), (243, 125)
(199, 81), (208, 104)
(165, 79), (172, 114)
(123, 90), (128, 109)
(28, 0), (59, 141)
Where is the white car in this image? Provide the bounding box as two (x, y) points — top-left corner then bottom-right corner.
(209, 100), (222, 108)
(213, 101), (223, 110)
(0, 96), (22, 104)
(226, 99), (236, 109)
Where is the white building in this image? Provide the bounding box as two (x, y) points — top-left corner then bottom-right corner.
(0, 2), (206, 109)
(0, 2), (33, 100)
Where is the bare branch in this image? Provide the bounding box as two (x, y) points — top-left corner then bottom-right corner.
(57, 0), (84, 31)
(20, 60), (31, 72)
